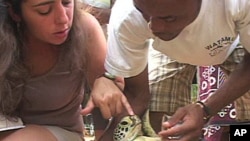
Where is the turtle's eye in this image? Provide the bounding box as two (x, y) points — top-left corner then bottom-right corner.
(121, 121), (128, 125)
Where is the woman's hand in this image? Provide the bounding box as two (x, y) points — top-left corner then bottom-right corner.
(81, 76), (134, 119)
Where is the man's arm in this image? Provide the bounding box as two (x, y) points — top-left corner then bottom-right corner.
(159, 52), (250, 141)
(124, 66), (151, 118)
(205, 52), (250, 115)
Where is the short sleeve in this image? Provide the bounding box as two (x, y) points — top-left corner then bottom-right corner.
(104, 0), (152, 77)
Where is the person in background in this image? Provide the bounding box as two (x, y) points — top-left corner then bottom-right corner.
(80, 0), (115, 37)
(89, 0), (250, 140)
(0, 0), (131, 140)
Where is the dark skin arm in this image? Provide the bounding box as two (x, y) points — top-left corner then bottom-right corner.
(205, 52), (250, 115)
(124, 67), (151, 118)
(159, 52), (250, 141)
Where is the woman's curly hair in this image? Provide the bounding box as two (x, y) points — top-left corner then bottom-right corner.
(0, 0), (89, 117)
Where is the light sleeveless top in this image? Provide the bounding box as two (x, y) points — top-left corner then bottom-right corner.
(17, 55), (85, 133)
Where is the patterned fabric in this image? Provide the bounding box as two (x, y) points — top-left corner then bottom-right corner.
(148, 47), (196, 114)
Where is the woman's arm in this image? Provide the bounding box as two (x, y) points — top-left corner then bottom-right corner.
(81, 12), (107, 87)
(80, 12), (133, 119)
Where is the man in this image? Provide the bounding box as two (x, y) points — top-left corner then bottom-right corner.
(82, 0), (196, 134)
(84, 0), (250, 140)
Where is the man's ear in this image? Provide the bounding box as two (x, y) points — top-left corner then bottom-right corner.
(7, 4), (21, 22)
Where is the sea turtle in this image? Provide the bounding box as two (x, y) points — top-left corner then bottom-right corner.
(113, 115), (142, 141)
(113, 110), (160, 141)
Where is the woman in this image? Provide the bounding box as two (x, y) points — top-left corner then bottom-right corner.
(0, 0), (109, 140)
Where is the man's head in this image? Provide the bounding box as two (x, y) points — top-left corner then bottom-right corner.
(134, 0), (201, 41)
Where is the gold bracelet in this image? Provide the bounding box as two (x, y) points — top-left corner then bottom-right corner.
(196, 101), (211, 123)
(102, 72), (116, 80)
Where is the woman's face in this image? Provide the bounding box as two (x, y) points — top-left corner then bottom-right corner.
(20, 0), (74, 45)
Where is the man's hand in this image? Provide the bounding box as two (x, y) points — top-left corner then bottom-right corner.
(159, 104), (205, 141)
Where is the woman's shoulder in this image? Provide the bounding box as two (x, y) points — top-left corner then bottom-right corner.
(78, 10), (106, 44)
(79, 11), (101, 31)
